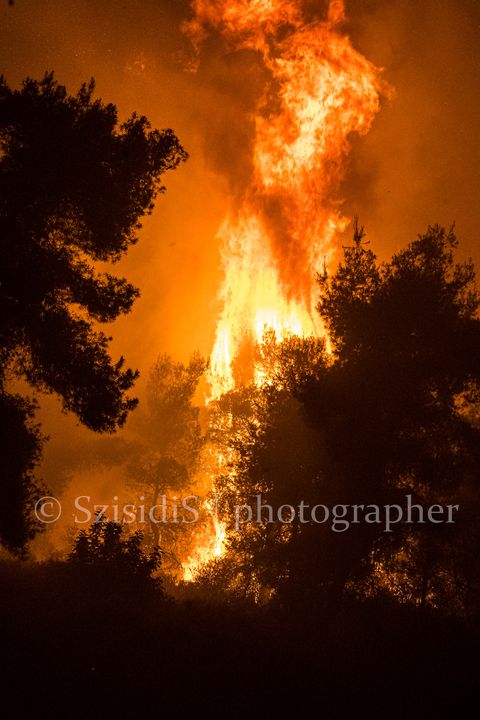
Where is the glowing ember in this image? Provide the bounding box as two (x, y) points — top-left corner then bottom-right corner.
(182, 0), (388, 577)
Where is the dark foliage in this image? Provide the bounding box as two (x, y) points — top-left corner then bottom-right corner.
(68, 518), (162, 594)
(0, 73), (187, 549)
(0, 559), (478, 709)
(0, 391), (44, 550)
(203, 225), (480, 614)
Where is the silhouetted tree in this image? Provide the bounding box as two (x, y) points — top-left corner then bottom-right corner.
(68, 518), (162, 593)
(0, 73), (187, 550)
(206, 225), (480, 613)
(0, 391), (44, 552)
(203, 333), (331, 606)
(310, 223), (480, 609)
(127, 353), (207, 563)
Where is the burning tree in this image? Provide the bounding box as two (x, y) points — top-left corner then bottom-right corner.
(196, 225), (480, 615)
(183, 0), (389, 399)
(179, 0), (390, 576)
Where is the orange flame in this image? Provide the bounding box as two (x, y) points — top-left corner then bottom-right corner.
(182, 0), (388, 574)
(185, 0), (385, 398)
(182, 497), (226, 581)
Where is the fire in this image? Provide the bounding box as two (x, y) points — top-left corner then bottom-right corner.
(208, 213), (319, 397)
(182, 497), (226, 581)
(181, 0), (388, 575)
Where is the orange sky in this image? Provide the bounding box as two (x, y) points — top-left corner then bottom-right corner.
(2, 0), (479, 372)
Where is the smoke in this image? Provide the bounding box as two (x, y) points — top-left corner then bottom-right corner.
(342, 0), (480, 260)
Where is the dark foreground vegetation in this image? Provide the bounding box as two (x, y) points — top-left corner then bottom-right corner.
(0, 557), (478, 709)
